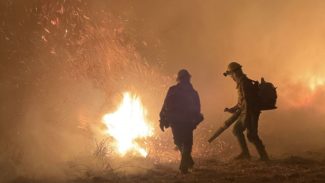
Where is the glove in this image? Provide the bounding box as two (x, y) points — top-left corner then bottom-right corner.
(224, 108), (231, 113)
(159, 123), (165, 132)
(192, 113), (204, 129)
(224, 107), (237, 113)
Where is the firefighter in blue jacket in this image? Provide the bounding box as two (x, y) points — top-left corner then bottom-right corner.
(160, 69), (203, 174)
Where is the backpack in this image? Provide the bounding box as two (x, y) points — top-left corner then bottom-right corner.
(256, 78), (277, 110)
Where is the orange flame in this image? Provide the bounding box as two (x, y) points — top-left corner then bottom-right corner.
(102, 92), (153, 157)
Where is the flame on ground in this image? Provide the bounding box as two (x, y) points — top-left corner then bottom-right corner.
(102, 92), (153, 157)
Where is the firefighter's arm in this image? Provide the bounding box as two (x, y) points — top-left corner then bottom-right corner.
(159, 88), (172, 131)
(193, 91), (204, 127)
(225, 91), (240, 113)
(193, 91), (201, 113)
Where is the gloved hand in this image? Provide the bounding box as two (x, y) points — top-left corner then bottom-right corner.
(224, 107), (237, 113)
(159, 123), (165, 132)
(224, 108), (231, 113)
(192, 113), (204, 129)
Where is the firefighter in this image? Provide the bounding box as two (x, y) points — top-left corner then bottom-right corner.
(159, 69), (203, 174)
(224, 62), (269, 161)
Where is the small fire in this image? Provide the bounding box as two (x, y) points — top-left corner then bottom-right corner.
(102, 92), (153, 157)
(308, 76), (325, 91)
(282, 74), (325, 108)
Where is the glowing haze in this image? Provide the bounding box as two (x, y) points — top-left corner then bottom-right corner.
(2, 1), (325, 181)
(102, 92), (153, 157)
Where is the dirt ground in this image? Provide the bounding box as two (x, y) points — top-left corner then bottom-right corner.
(11, 156), (325, 183)
(117, 157), (325, 183)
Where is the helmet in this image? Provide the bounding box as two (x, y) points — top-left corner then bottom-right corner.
(223, 62), (242, 76)
(177, 69), (191, 82)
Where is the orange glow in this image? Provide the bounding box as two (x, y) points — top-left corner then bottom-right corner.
(281, 74), (325, 109)
(307, 76), (325, 91)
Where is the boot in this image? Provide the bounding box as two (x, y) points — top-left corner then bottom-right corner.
(188, 156), (194, 169)
(234, 133), (251, 160)
(179, 155), (189, 174)
(179, 144), (194, 173)
(257, 146), (269, 161)
(252, 139), (269, 161)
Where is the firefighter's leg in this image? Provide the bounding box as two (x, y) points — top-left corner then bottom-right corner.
(172, 125), (189, 173)
(247, 113), (269, 161)
(180, 127), (194, 173)
(184, 128), (194, 168)
(171, 126), (183, 152)
(233, 120), (250, 159)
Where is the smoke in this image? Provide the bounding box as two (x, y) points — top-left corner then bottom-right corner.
(0, 0), (169, 181)
(124, 0), (325, 154)
(1, 0), (325, 182)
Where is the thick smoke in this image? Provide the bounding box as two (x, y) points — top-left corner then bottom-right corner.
(0, 0), (170, 181)
(125, 0), (325, 155)
(1, 0), (325, 182)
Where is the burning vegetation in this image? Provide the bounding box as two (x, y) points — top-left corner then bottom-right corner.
(102, 92), (153, 157)
(1, 0), (325, 183)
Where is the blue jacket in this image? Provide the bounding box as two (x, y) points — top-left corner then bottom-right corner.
(160, 82), (202, 128)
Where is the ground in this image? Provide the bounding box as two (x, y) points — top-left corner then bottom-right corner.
(121, 157), (325, 183)
(9, 156), (325, 183)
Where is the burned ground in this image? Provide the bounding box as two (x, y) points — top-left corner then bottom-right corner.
(10, 156), (325, 183)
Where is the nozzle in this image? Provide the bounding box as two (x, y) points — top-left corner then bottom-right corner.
(223, 71), (231, 77)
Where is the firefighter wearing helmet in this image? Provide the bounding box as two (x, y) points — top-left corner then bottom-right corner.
(224, 62), (269, 161)
(159, 69), (204, 174)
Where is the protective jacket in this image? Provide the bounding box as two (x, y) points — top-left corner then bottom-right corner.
(160, 82), (202, 129)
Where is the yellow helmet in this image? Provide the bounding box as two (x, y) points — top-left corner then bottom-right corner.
(223, 62), (242, 76)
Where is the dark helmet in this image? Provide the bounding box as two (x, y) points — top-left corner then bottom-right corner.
(223, 62), (242, 76)
(177, 69), (191, 82)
